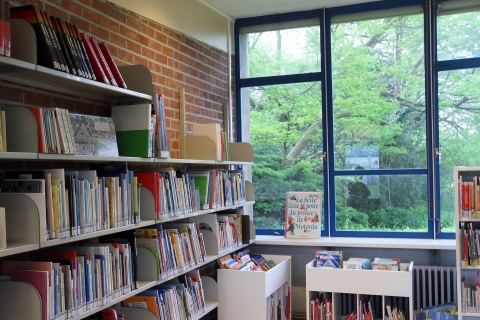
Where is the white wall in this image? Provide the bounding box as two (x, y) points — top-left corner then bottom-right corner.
(109, 0), (231, 52)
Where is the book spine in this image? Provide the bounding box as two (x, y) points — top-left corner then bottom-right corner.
(72, 24), (95, 80)
(35, 8), (62, 72)
(89, 37), (117, 87)
(98, 42), (127, 89)
(3, 0), (9, 57)
(10, 5), (59, 70)
(50, 16), (77, 76)
(41, 10), (68, 73)
(57, 19), (90, 79)
(80, 32), (109, 84)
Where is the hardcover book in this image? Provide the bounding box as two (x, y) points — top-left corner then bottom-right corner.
(284, 191), (321, 239)
(69, 113), (118, 156)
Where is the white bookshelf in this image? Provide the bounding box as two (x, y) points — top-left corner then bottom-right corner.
(218, 254), (291, 320)
(454, 166), (480, 319)
(305, 260), (414, 319)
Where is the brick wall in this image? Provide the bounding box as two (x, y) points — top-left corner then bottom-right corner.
(7, 0), (232, 159)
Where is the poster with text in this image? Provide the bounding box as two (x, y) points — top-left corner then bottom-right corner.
(285, 192), (321, 238)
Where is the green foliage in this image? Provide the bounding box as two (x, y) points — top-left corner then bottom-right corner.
(248, 9), (480, 233)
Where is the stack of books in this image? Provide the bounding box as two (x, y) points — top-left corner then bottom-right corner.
(10, 4), (127, 88)
(218, 249), (276, 272)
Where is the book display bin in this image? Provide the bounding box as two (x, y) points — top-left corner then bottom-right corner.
(217, 254), (291, 320)
(0, 18), (256, 320)
(305, 260), (414, 319)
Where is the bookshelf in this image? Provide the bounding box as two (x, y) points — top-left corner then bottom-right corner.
(217, 254), (291, 320)
(305, 260), (414, 319)
(0, 17), (256, 320)
(454, 166), (480, 319)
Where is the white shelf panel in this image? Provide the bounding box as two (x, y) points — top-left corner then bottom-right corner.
(255, 235), (456, 250)
(37, 154), (156, 163)
(194, 301), (218, 320)
(68, 280), (156, 320)
(217, 160), (254, 166)
(0, 152), (37, 160)
(0, 65), (152, 101)
(0, 55), (36, 71)
(0, 241), (39, 258)
(40, 220), (156, 248)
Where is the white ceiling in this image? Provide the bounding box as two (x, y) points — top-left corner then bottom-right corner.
(199, 0), (379, 19)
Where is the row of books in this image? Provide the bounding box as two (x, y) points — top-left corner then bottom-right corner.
(217, 212), (243, 253)
(11, 5), (127, 87)
(121, 270), (206, 320)
(460, 222), (479, 267)
(458, 177), (480, 219)
(309, 292), (332, 320)
(218, 249), (276, 271)
(0, 165), (140, 240)
(267, 283), (290, 320)
(0, 108), (6, 152)
(461, 259), (480, 312)
(152, 92), (170, 158)
(1, 239), (136, 320)
(136, 224), (207, 280)
(314, 251), (401, 271)
(136, 168), (246, 220)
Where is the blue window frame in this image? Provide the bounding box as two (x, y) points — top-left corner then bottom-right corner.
(235, 0), (479, 239)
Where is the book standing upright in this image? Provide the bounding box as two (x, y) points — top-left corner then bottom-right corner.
(285, 191), (321, 239)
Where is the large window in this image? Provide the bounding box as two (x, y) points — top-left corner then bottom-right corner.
(235, 0), (480, 238)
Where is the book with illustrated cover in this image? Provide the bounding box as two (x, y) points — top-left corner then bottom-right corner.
(69, 113), (118, 156)
(285, 191), (321, 239)
(315, 250), (343, 268)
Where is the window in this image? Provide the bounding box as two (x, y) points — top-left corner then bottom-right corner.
(235, 0), (480, 238)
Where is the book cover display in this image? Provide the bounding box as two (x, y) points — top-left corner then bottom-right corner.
(69, 113), (118, 156)
(284, 192), (321, 238)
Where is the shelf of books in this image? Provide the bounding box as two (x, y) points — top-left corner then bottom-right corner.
(0, 17), (153, 101)
(306, 258), (414, 320)
(454, 166), (480, 319)
(218, 254), (291, 320)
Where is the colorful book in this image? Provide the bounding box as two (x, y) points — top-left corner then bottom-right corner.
(80, 32), (109, 84)
(285, 191), (321, 239)
(89, 36), (117, 86)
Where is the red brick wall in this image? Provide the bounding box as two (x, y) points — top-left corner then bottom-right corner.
(7, 0), (231, 159)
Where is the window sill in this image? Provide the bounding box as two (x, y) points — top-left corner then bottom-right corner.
(254, 235), (455, 250)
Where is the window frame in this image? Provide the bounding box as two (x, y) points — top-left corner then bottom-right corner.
(235, 0), (479, 239)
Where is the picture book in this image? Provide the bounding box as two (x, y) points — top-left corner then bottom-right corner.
(315, 250), (343, 268)
(69, 113), (118, 156)
(343, 257), (371, 270)
(285, 191), (321, 239)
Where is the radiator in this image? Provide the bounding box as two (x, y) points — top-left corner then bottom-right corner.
(413, 265), (457, 311)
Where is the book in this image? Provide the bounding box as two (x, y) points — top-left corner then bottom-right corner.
(80, 32), (109, 84)
(1, 110), (5, 151)
(10, 269), (50, 320)
(314, 250), (343, 268)
(69, 113), (118, 156)
(28, 107), (46, 153)
(89, 36), (117, 86)
(343, 258), (371, 270)
(192, 123), (222, 160)
(284, 191), (321, 239)
(10, 5), (60, 70)
(98, 42), (127, 89)
(0, 207), (5, 249)
(0, 0), (4, 56)
(111, 104), (152, 157)
(50, 16), (78, 76)
(122, 295), (159, 317)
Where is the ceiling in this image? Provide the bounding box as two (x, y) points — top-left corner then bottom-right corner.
(200, 0), (379, 19)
